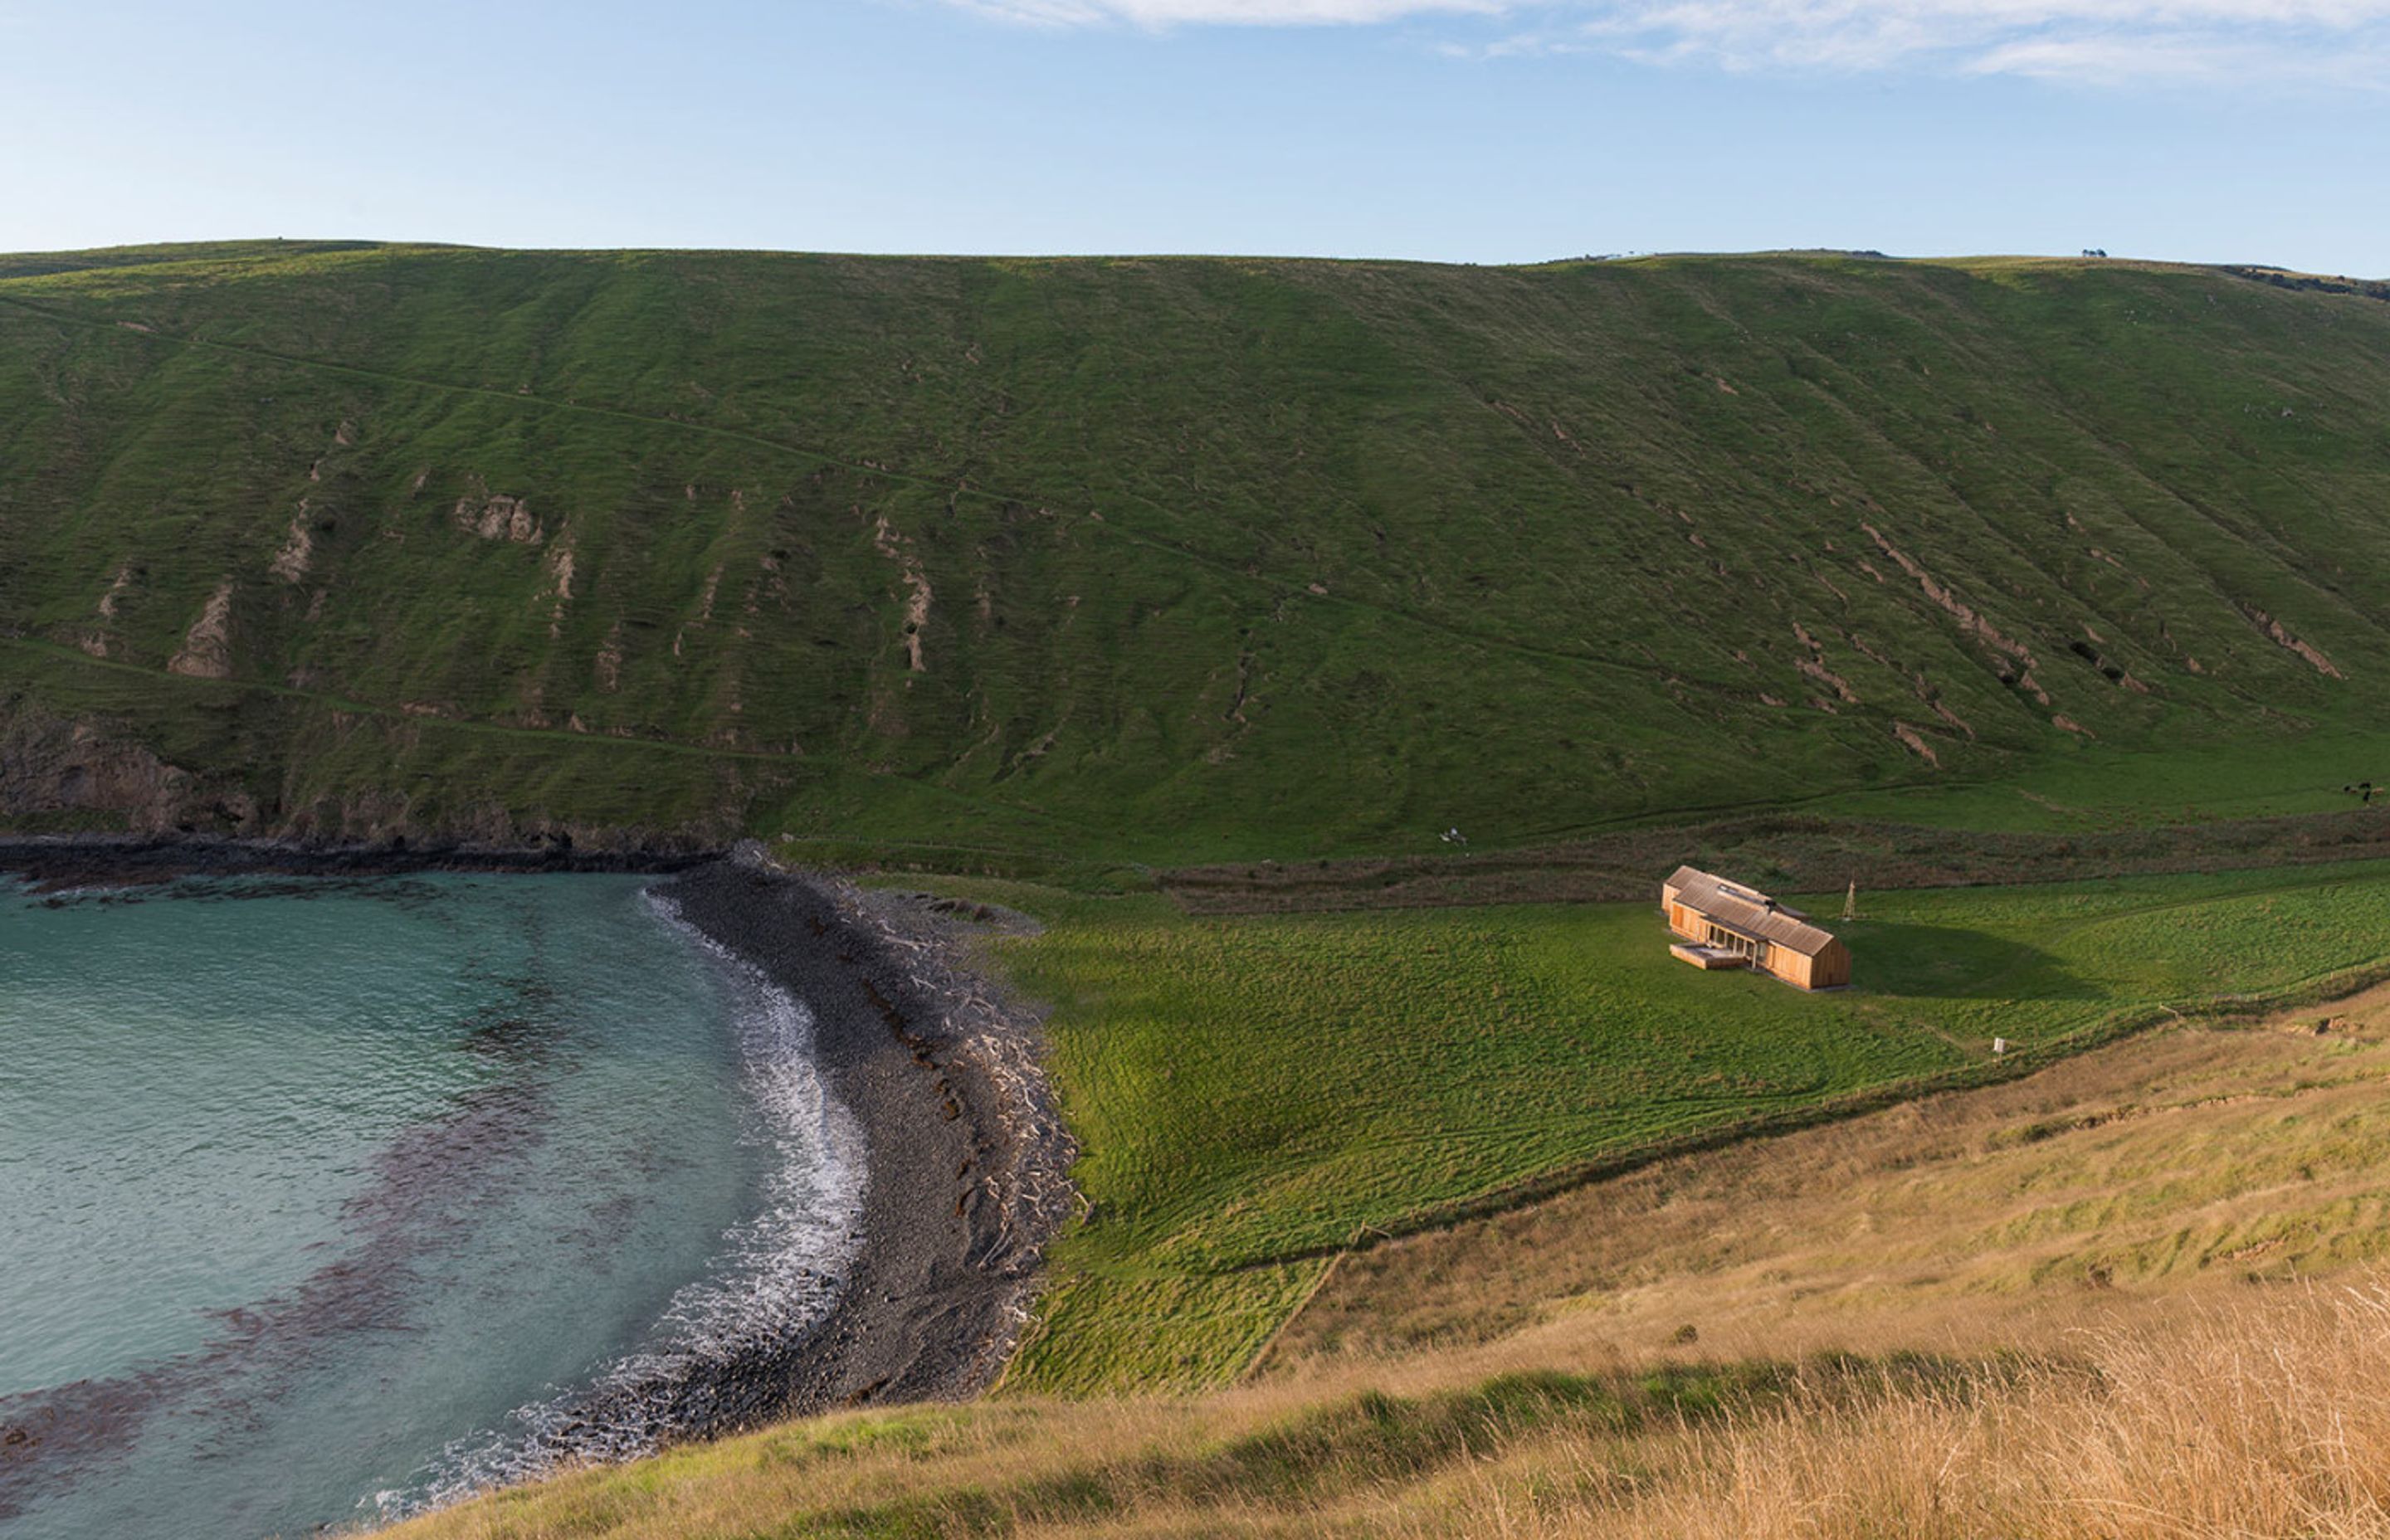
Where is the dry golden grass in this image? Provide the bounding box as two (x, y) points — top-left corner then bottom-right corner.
(1363, 1283), (2390, 1539)
(1269, 1000), (2390, 1382)
(392, 1001), (2390, 1539)
(403, 1280), (2390, 1538)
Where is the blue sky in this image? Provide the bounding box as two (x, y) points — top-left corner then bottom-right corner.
(1, 0), (2382, 270)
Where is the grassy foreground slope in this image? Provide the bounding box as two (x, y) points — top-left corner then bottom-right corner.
(7, 245), (2390, 859)
(391, 960), (2390, 1539)
(1280, 978), (2390, 1370)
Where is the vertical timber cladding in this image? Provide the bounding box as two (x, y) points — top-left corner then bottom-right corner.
(1659, 866), (1851, 991)
(1802, 938), (1855, 989)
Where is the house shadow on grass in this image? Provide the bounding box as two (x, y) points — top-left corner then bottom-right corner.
(1838, 918), (2093, 1001)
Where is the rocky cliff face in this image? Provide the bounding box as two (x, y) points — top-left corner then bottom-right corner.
(0, 702), (724, 854)
(0, 708), (240, 831)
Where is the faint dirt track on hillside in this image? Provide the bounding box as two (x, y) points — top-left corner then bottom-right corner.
(1160, 808), (2390, 914)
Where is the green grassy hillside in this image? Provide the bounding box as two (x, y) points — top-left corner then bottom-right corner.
(6, 243), (2389, 860)
(900, 861), (2390, 1395)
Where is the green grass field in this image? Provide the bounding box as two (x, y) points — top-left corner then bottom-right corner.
(9, 245), (2390, 859)
(936, 860), (2390, 1393)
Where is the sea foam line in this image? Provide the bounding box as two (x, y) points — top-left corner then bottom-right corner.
(384, 889), (868, 1518)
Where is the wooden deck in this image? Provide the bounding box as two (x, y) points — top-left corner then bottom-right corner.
(1670, 942), (1750, 971)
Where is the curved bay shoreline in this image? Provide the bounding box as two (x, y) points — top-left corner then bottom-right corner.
(0, 836), (1076, 1515)
(654, 853), (1075, 1421)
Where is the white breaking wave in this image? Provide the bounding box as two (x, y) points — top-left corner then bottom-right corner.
(384, 889), (868, 1518)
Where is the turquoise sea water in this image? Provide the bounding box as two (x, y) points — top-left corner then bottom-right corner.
(0, 873), (862, 1539)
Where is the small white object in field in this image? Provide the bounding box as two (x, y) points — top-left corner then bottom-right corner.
(1993, 1037), (2007, 1055)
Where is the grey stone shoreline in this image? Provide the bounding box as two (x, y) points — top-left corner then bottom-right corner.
(0, 837), (1076, 1474)
(651, 850), (1076, 1421)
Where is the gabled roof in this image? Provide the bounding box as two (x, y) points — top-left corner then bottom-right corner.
(1661, 866), (1841, 958)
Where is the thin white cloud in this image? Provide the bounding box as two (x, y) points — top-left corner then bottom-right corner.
(1580, 0), (2390, 71)
(1632, 5), (2388, 79)
(1968, 30), (2388, 79)
(939, 0), (2390, 83)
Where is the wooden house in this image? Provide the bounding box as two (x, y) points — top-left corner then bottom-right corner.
(1660, 866), (1851, 990)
